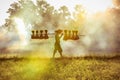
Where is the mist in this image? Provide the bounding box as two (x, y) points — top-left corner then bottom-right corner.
(0, 0), (120, 57)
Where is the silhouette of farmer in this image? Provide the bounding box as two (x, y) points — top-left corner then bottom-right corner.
(53, 29), (63, 58)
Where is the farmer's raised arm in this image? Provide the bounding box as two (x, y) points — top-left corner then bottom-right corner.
(59, 33), (63, 38)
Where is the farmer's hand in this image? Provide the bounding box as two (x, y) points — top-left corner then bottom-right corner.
(61, 33), (64, 36)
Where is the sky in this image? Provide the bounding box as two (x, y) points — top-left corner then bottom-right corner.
(0, 0), (17, 26)
(46, 0), (113, 12)
(0, 0), (113, 26)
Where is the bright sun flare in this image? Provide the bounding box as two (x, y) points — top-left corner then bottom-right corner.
(14, 18), (28, 45)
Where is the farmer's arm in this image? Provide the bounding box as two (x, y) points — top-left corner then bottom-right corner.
(59, 33), (63, 38)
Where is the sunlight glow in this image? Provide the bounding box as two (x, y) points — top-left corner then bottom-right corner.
(14, 18), (28, 45)
(31, 0), (37, 6)
(22, 59), (50, 80)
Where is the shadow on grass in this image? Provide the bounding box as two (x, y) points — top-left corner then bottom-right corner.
(0, 55), (120, 61)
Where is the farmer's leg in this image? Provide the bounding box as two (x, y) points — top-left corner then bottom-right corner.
(59, 50), (63, 58)
(53, 49), (57, 58)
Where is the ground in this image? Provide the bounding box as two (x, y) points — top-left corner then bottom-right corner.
(0, 56), (120, 80)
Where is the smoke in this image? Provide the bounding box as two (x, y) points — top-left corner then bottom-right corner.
(0, 27), (20, 52)
(113, 0), (120, 8)
(0, 0), (120, 57)
(81, 9), (120, 53)
(61, 7), (120, 56)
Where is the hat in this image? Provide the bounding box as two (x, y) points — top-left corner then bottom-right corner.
(55, 29), (63, 33)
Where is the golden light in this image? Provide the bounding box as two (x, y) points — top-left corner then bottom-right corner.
(14, 18), (28, 46)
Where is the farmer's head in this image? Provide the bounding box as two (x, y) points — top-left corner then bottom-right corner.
(55, 29), (62, 34)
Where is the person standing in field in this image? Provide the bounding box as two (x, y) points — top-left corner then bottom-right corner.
(53, 29), (63, 58)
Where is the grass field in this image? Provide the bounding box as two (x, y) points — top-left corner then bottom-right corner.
(0, 56), (120, 80)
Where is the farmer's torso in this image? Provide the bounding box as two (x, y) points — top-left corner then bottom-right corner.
(55, 34), (60, 44)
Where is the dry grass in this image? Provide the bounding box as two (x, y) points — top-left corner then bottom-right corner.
(0, 55), (120, 80)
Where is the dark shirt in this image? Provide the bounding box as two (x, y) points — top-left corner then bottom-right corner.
(55, 34), (60, 44)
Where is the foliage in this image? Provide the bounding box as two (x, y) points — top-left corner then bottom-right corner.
(3, 0), (85, 31)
